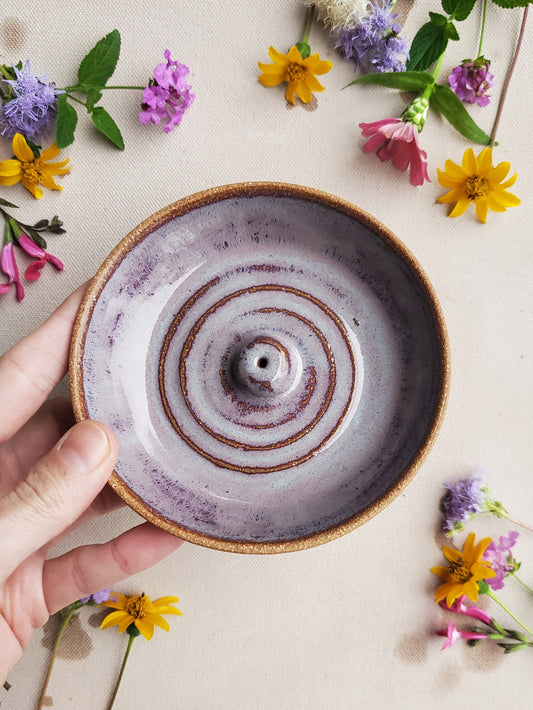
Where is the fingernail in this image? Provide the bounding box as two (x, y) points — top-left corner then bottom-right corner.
(57, 421), (111, 475)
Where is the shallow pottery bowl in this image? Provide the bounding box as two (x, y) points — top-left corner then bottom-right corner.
(70, 183), (450, 553)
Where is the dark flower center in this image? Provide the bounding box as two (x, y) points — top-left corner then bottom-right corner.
(464, 175), (489, 201)
(287, 63), (305, 83)
(449, 559), (473, 583)
(125, 593), (150, 619)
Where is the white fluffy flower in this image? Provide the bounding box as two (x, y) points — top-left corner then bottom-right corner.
(304, 0), (369, 30)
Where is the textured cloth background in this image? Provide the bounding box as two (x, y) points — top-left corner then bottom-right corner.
(1, 1), (533, 708)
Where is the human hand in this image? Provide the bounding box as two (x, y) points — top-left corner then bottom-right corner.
(0, 286), (184, 683)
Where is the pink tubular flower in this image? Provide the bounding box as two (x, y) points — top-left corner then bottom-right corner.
(439, 594), (492, 626)
(18, 232), (63, 281)
(437, 621), (487, 650)
(359, 117), (430, 186)
(0, 242), (25, 300)
(139, 50), (194, 133)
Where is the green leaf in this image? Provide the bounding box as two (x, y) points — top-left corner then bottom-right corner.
(430, 84), (491, 144)
(346, 70), (435, 92)
(429, 11), (448, 24)
(477, 579), (490, 595)
(56, 94), (78, 149)
(77, 29), (121, 87)
(441, 0), (479, 19)
(85, 88), (103, 112)
(0, 198), (19, 208)
(91, 106), (125, 150)
(491, 0), (532, 8)
(26, 229), (47, 250)
(444, 21), (460, 40)
(406, 22), (447, 72)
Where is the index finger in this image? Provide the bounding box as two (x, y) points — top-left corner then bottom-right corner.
(0, 284), (86, 443)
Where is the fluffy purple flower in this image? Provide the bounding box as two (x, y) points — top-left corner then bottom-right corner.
(0, 60), (62, 140)
(139, 50), (194, 133)
(336, 1), (409, 73)
(80, 588), (113, 605)
(449, 57), (494, 107)
(440, 471), (487, 534)
(483, 531), (520, 590)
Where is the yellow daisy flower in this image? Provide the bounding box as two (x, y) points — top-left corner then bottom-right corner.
(258, 45), (333, 105)
(0, 132), (70, 199)
(101, 592), (182, 641)
(437, 146), (520, 223)
(431, 532), (497, 607)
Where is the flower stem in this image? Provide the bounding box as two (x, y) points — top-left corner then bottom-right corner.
(490, 6), (528, 148)
(501, 511), (533, 533)
(513, 573), (533, 596)
(37, 606), (76, 710)
(485, 588), (533, 639)
(107, 634), (135, 710)
(477, 0), (488, 57)
(301, 4), (315, 45)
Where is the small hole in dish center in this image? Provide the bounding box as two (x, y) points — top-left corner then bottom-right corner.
(257, 357), (268, 369)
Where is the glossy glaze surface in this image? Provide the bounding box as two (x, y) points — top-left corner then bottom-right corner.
(71, 184), (449, 552)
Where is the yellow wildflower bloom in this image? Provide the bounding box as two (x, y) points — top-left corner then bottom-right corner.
(0, 132), (70, 199)
(431, 532), (497, 607)
(101, 592), (182, 641)
(258, 45), (333, 105)
(437, 146), (520, 224)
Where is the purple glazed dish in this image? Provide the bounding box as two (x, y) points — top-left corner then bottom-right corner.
(70, 183), (450, 553)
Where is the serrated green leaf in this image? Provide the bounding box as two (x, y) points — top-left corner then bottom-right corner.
(346, 70), (435, 92)
(56, 94), (78, 149)
(0, 198), (19, 208)
(442, 0), (479, 19)
(491, 0), (532, 7)
(78, 29), (121, 87)
(429, 11), (448, 24)
(430, 84), (491, 144)
(26, 229), (47, 250)
(444, 21), (460, 40)
(85, 88), (103, 112)
(406, 22), (447, 72)
(91, 106), (125, 150)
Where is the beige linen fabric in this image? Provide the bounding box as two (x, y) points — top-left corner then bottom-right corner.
(1, 1), (532, 708)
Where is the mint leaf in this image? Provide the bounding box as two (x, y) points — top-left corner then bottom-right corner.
(56, 94), (78, 148)
(85, 88), (103, 112)
(441, 0), (478, 19)
(429, 11), (448, 24)
(78, 29), (121, 87)
(406, 22), (447, 71)
(491, 0), (532, 7)
(444, 21), (460, 40)
(347, 70), (435, 92)
(91, 106), (124, 149)
(430, 84), (491, 144)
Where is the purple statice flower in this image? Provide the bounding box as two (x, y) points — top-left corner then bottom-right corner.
(80, 588), (113, 605)
(0, 60), (62, 140)
(440, 471), (487, 534)
(448, 57), (494, 107)
(139, 50), (194, 133)
(483, 531), (520, 590)
(336, 0), (409, 74)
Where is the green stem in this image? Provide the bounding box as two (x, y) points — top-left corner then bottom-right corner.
(477, 0), (488, 57)
(513, 573), (533, 596)
(490, 6), (528, 148)
(61, 84), (144, 92)
(301, 4), (315, 45)
(66, 94), (88, 108)
(485, 588), (533, 639)
(420, 50), (446, 102)
(107, 634), (135, 710)
(37, 606), (76, 710)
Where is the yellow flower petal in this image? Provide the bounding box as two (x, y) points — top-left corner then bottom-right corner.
(146, 614), (170, 632)
(0, 174), (22, 187)
(12, 133), (34, 162)
(303, 53), (333, 75)
(135, 618), (155, 641)
(39, 142), (61, 161)
(296, 81), (312, 103)
(118, 615), (134, 633)
(287, 45), (303, 63)
(437, 188), (463, 204)
(476, 147), (493, 176)
(448, 198), (471, 218)
(475, 198), (488, 224)
(303, 73), (326, 93)
(21, 178), (44, 199)
(0, 159), (23, 178)
(268, 46), (290, 67)
(101, 610), (129, 630)
(259, 73), (285, 87)
(462, 147), (477, 174)
(153, 596), (180, 606)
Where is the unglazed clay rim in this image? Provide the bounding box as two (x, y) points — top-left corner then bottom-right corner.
(70, 182), (450, 554)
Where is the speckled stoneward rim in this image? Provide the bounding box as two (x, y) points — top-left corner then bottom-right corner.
(70, 182), (451, 554)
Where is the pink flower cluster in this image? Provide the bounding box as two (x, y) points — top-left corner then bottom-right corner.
(139, 50), (195, 134)
(449, 58), (494, 107)
(0, 233), (63, 301)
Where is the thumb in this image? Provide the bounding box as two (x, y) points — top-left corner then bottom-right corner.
(0, 420), (118, 582)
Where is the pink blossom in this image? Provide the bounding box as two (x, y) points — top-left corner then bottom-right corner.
(483, 531), (520, 590)
(18, 233), (63, 281)
(139, 50), (194, 133)
(439, 594), (492, 626)
(359, 117), (431, 186)
(437, 621), (487, 650)
(0, 242), (25, 300)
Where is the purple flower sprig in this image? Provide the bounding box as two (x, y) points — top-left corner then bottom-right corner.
(449, 56), (494, 107)
(440, 469), (533, 537)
